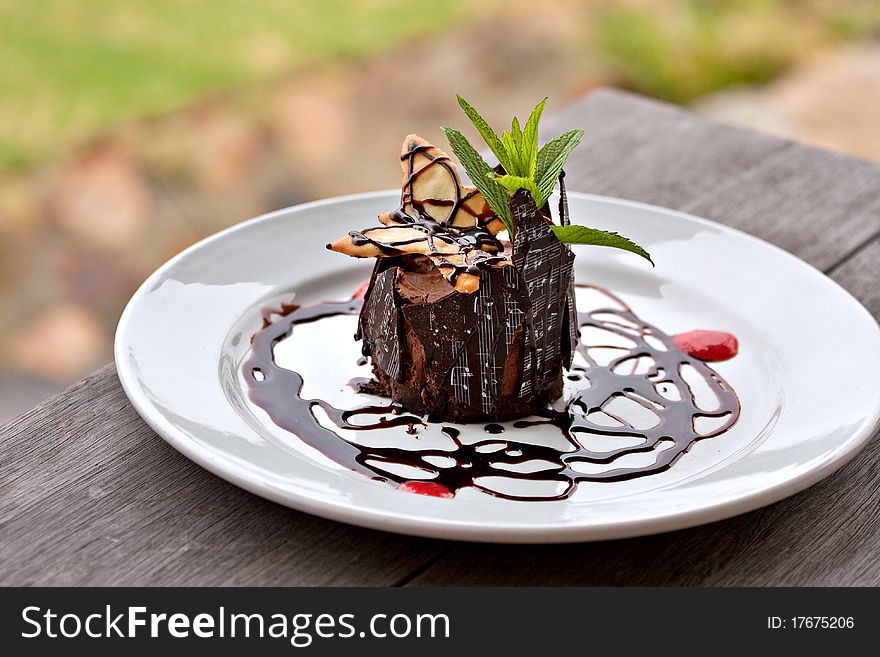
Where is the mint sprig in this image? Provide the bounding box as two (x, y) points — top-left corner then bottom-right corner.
(444, 96), (578, 223)
(451, 95), (572, 211)
(443, 96), (652, 265)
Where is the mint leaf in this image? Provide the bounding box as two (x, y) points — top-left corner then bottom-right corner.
(506, 118), (526, 176)
(535, 129), (583, 205)
(550, 225), (653, 264)
(522, 97), (546, 178)
(501, 132), (522, 176)
(491, 173), (541, 204)
(442, 126), (513, 233)
(510, 116), (523, 143)
(456, 96), (511, 173)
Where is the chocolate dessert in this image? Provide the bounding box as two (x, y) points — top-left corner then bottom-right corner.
(244, 98), (740, 498)
(327, 97), (652, 423)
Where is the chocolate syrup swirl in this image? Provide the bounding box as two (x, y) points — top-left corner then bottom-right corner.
(345, 139), (506, 286)
(245, 287), (740, 501)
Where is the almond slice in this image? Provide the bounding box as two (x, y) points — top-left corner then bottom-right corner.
(328, 226), (462, 258)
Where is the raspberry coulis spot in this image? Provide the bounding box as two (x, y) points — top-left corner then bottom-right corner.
(352, 280), (371, 300)
(673, 330), (738, 362)
(398, 481), (454, 498)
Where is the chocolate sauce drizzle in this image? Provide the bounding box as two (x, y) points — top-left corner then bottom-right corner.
(245, 287), (740, 501)
(346, 139), (505, 286)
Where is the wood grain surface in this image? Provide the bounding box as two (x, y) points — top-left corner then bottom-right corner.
(1, 89), (877, 586)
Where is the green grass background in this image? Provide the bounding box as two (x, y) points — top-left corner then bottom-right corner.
(1, 0), (879, 173)
(0, 0), (481, 171)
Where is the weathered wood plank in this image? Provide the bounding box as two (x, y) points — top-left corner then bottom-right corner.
(0, 366), (442, 586)
(1, 88), (877, 586)
(548, 89), (880, 272)
(828, 237), (880, 318)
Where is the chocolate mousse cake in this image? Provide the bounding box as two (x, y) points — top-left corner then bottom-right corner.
(328, 97), (651, 423)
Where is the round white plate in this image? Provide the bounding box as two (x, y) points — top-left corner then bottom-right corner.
(115, 191), (880, 543)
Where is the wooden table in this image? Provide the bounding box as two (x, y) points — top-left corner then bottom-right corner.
(2, 89), (878, 586)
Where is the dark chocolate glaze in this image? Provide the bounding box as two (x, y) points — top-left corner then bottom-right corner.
(245, 287), (740, 501)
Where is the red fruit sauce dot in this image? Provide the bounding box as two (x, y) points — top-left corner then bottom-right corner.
(673, 330), (738, 362)
(352, 280), (370, 300)
(398, 481), (454, 498)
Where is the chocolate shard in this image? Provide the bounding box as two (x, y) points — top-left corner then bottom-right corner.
(358, 188), (578, 423)
(509, 188), (578, 386)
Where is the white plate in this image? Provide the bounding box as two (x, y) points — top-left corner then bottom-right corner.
(115, 191), (880, 543)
